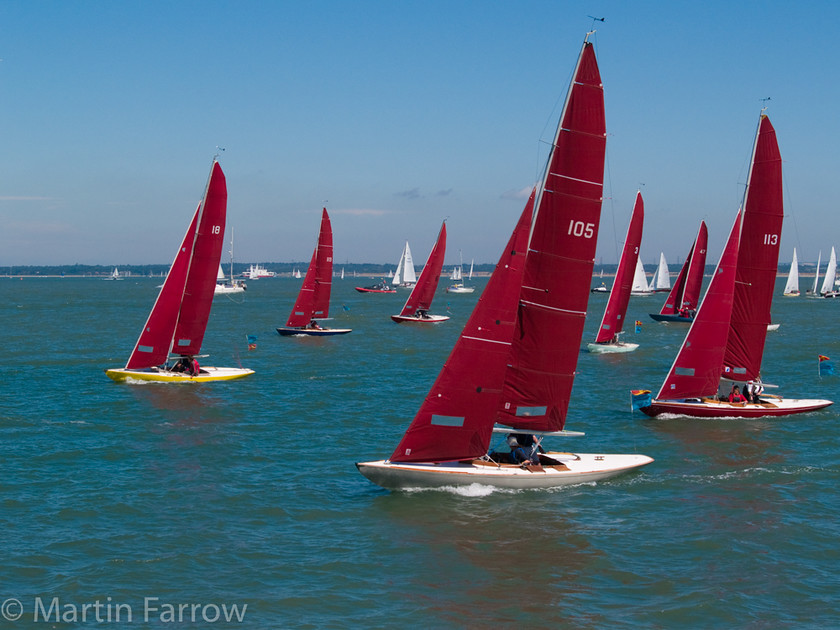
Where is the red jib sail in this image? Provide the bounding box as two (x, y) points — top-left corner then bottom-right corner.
(496, 39), (606, 433)
(286, 208), (334, 327)
(723, 115), (783, 381)
(595, 192), (643, 342)
(390, 193), (534, 462)
(657, 211), (742, 400)
(126, 206), (199, 369)
(659, 220), (708, 315)
(125, 160), (227, 368)
(398, 221), (447, 317)
(681, 221), (708, 312)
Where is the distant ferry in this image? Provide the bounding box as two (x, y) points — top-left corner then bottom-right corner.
(241, 264), (276, 279)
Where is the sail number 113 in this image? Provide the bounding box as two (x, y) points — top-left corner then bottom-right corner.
(568, 220), (595, 239)
(763, 233), (778, 245)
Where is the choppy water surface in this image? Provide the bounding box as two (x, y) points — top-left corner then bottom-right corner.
(1, 276), (838, 627)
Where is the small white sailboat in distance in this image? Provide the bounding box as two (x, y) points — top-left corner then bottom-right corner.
(630, 258), (654, 296)
(214, 229), (246, 295)
(392, 241), (417, 288)
(105, 267), (123, 280)
(446, 250), (475, 293)
(820, 247), (838, 297)
(651, 252), (671, 292)
(807, 251), (822, 296)
(783, 248), (799, 296)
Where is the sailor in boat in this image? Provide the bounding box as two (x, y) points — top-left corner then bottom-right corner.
(169, 356), (200, 376)
(745, 380), (764, 403)
(507, 434), (545, 465)
(728, 385), (747, 404)
(414, 309), (430, 319)
(306, 319), (322, 330)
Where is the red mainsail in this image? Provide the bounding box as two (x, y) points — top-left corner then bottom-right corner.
(125, 160), (227, 367)
(398, 221), (447, 317)
(496, 40), (606, 432)
(657, 211), (742, 400)
(723, 115), (783, 381)
(595, 192), (643, 343)
(390, 194), (534, 462)
(286, 208), (334, 327)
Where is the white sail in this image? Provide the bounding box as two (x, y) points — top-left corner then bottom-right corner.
(631, 258), (652, 294)
(217, 265), (225, 281)
(451, 266), (462, 281)
(783, 248), (799, 295)
(468, 259), (474, 280)
(811, 251), (821, 294)
(393, 241), (416, 286)
(820, 247), (836, 295)
(654, 253), (670, 290)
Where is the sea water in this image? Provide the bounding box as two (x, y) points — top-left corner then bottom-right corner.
(1, 276), (838, 627)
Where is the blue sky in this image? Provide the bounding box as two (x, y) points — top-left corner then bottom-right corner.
(1, 1), (838, 268)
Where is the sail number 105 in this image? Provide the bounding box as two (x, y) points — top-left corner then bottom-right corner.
(763, 233), (778, 245)
(568, 220), (595, 239)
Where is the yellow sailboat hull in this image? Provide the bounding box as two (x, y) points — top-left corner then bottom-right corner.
(105, 366), (254, 383)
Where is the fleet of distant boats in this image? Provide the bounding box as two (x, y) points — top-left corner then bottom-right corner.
(93, 33), (836, 494)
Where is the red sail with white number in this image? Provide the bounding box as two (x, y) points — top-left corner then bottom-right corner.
(286, 208), (334, 327)
(722, 115), (783, 382)
(390, 194), (534, 462)
(656, 211), (741, 400)
(595, 192), (643, 343)
(125, 160), (227, 368)
(397, 221), (447, 317)
(495, 39), (606, 433)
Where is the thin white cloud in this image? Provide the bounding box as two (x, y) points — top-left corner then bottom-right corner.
(500, 186), (535, 200)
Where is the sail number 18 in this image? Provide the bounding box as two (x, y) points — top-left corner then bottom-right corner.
(763, 233), (778, 245)
(568, 220), (595, 239)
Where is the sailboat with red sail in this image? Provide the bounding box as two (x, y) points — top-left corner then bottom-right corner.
(277, 208), (352, 336)
(358, 36), (653, 489)
(587, 191), (644, 353)
(649, 221), (708, 323)
(390, 221), (449, 324)
(105, 160), (254, 383)
(638, 114), (832, 418)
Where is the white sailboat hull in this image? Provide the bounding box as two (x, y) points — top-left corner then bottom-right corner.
(586, 341), (639, 354)
(446, 285), (475, 293)
(356, 452), (653, 490)
(391, 314), (450, 324)
(214, 284), (246, 295)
